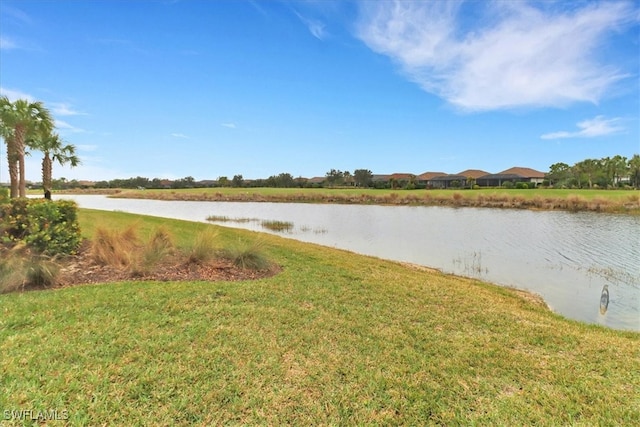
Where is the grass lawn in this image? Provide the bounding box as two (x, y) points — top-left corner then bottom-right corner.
(1, 209), (638, 425)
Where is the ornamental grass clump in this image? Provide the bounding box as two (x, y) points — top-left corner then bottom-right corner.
(0, 244), (59, 293)
(221, 239), (271, 271)
(134, 226), (175, 276)
(184, 228), (219, 264)
(91, 225), (141, 268)
(91, 225), (176, 275)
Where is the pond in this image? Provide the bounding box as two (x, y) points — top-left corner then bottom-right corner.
(60, 195), (640, 331)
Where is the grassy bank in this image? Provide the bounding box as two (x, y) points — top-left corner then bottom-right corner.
(1, 210), (638, 425)
(105, 187), (640, 214)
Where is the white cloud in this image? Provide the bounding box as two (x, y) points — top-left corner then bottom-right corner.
(51, 102), (87, 116)
(55, 119), (85, 134)
(356, 0), (637, 111)
(76, 144), (99, 152)
(221, 123), (237, 129)
(295, 12), (327, 40)
(0, 36), (19, 50)
(171, 133), (189, 139)
(0, 86), (34, 102)
(541, 116), (625, 140)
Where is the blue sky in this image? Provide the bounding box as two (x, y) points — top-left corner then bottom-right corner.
(1, 0), (638, 182)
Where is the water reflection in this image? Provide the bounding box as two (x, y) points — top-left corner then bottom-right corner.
(58, 195), (640, 331)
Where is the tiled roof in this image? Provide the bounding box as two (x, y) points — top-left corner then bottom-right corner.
(457, 169), (491, 179)
(498, 167), (545, 178)
(429, 174), (468, 181)
(390, 173), (415, 180)
(417, 171), (447, 180)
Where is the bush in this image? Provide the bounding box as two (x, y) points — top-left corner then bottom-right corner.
(0, 199), (81, 256)
(515, 182), (529, 189)
(0, 187), (8, 204)
(502, 181), (515, 189)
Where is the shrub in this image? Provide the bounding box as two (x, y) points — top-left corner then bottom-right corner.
(0, 199), (81, 256)
(502, 181), (515, 189)
(25, 200), (82, 255)
(0, 187), (8, 204)
(515, 182), (529, 189)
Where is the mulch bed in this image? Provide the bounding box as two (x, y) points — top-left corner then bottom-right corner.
(52, 244), (280, 289)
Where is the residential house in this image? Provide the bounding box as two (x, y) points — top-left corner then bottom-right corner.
(416, 171), (447, 187)
(476, 167), (545, 187)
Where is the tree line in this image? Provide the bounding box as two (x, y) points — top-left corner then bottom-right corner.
(547, 155), (640, 189)
(0, 97), (79, 199)
(42, 157), (640, 191)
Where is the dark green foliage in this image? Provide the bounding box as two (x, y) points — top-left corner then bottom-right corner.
(0, 198), (81, 255)
(0, 187), (8, 204)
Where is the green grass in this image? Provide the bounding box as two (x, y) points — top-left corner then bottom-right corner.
(1, 209), (638, 425)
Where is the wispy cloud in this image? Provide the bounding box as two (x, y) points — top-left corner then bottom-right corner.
(0, 36), (19, 50)
(295, 11), (327, 40)
(221, 123), (237, 129)
(0, 86), (34, 102)
(1, 5), (34, 26)
(356, 0), (637, 111)
(55, 119), (85, 134)
(541, 116), (625, 140)
(171, 133), (189, 139)
(51, 102), (87, 116)
(76, 144), (99, 152)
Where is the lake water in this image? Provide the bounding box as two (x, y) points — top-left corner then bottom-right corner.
(59, 195), (640, 331)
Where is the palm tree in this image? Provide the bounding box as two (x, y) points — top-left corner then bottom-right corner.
(0, 96), (19, 198)
(31, 132), (80, 199)
(629, 154), (640, 189)
(0, 96), (54, 198)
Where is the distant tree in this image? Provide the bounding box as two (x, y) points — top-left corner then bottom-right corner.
(608, 155), (628, 187)
(150, 178), (164, 189)
(131, 176), (150, 189)
(267, 172), (295, 188)
(217, 176), (229, 187)
(574, 159), (599, 188)
(629, 154), (640, 189)
(232, 174), (244, 187)
(343, 171), (354, 186)
(353, 169), (373, 187)
(547, 162), (572, 187)
(325, 169), (344, 187)
(171, 176), (195, 189)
